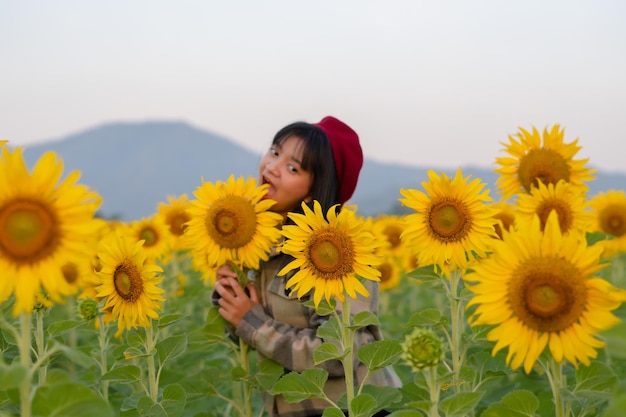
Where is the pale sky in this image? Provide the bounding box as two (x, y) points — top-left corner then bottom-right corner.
(2, 1), (625, 172)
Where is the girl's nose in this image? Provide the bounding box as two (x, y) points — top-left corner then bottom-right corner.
(265, 160), (279, 175)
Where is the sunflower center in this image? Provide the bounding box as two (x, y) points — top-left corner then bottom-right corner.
(168, 212), (190, 236)
(61, 262), (79, 284)
(378, 262), (393, 283)
(518, 149), (571, 193)
(494, 211), (515, 240)
(600, 205), (626, 237)
(113, 259), (144, 301)
(429, 200), (469, 241)
(0, 199), (59, 263)
(206, 195), (257, 249)
(384, 225), (402, 250)
(536, 201), (573, 233)
(139, 227), (159, 247)
(308, 229), (354, 278)
(509, 256), (587, 332)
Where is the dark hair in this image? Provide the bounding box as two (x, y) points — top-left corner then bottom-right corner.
(272, 122), (339, 215)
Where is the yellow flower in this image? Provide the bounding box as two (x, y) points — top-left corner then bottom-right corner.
(375, 250), (403, 292)
(465, 211), (626, 374)
(494, 125), (595, 200)
(279, 201), (381, 308)
(515, 180), (593, 238)
(184, 175), (283, 270)
(371, 214), (406, 256)
(96, 232), (165, 333)
(399, 168), (498, 275)
(124, 215), (173, 263)
(156, 194), (192, 250)
(589, 190), (626, 257)
(0, 147), (101, 315)
(0, 140), (8, 147)
(492, 199), (517, 240)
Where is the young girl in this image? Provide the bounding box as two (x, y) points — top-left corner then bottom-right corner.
(212, 116), (401, 417)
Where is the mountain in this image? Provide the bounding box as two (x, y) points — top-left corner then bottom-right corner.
(15, 120), (626, 221)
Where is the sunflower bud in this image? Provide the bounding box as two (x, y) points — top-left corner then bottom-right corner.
(401, 327), (444, 371)
(78, 298), (99, 321)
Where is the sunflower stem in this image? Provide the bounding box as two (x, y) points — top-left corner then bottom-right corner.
(239, 339), (253, 417)
(341, 297), (355, 416)
(145, 325), (159, 402)
(546, 358), (567, 417)
(425, 365), (440, 417)
(97, 315), (110, 402)
(447, 268), (465, 386)
(18, 312), (33, 417)
(35, 309), (47, 385)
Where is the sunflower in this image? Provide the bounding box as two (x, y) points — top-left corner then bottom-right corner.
(491, 200), (517, 240)
(183, 175), (283, 270)
(279, 201), (381, 308)
(157, 194), (191, 248)
(465, 211), (626, 374)
(371, 214), (406, 256)
(589, 190), (626, 257)
(399, 168), (498, 275)
(0, 147), (101, 315)
(494, 125), (596, 200)
(96, 232), (165, 332)
(124, 215), (172, 262)
(515, 180), (593, 238)
(0, 140), (7, 147)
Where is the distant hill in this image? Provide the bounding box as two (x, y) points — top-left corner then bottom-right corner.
(15, 120), (626, 221)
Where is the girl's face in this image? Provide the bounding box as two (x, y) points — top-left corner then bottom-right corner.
(259, 135), (313, 216)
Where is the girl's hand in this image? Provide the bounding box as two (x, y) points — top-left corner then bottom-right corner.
(215, 276), (259, 327)
(215, 263), (238, 296)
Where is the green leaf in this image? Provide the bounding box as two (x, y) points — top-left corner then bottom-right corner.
(318, 316), (343, 343)
(136, 395), (167, 417)
(350, 393), (377, 417)
(55, 341), (96, 369)
(101, 365), (141, 383)
(157, 313), (187, 329)
(268, 368), (328, 402)
(322, 408), (346, 417)
(256, 358), (284, 390)
(126, 327), (147, 348)
(314, 342), (344, 364)
(575, 361), (618, 392)
(405, 309), (444, 327)
(499, 389), (539, 416)
(161, 383), (187, 417)
(46, 320), (86, 337)
(0, 363), (27, 389)
(387, 411), (425, 416)
(404, 264), (441, 281)
(600, 392), (626, 417)
(438, 391), (484, 417)
(307, 298), (336, 316)
(157, 334), (188, 366)
(358, 340), (402, 371)
(32, 382), (115, 417)
(360, 385), (403, 410)
(123, 347), (150, 359)
(203, 306), (227, 340)
(350, 311), (379, 329)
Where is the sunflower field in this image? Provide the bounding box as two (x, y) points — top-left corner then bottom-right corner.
(1, 126), (626, 417)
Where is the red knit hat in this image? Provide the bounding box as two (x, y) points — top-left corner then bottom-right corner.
(313, 116), (363, 204)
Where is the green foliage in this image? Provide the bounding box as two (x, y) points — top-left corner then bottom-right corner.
(1, 251), (626, 417)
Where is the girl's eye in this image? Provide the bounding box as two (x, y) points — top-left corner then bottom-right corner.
(288, 165), (298, 173)
(269, 147), (278, 156)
